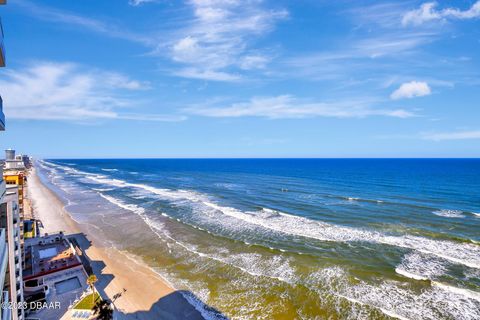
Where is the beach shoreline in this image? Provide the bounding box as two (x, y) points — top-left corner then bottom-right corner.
(28, 166), (205, 319)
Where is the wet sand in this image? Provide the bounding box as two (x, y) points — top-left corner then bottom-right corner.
(28, 168), (204, 319)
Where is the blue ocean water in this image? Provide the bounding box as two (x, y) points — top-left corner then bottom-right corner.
(37, 159), (480, 319)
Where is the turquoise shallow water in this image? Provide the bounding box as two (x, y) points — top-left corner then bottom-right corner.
(37, 159), (480, 319)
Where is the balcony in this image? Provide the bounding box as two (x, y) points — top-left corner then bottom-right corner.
(0, 96), (4, 131)
(1, 291), (10, 320)
(0, 230), (7, 291)
(0, 18), (4, 67)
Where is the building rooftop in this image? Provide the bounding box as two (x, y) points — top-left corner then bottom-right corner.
(24, 233), (82, 280)
(3, 170), (25, 177)
(23, 233), (89, 319)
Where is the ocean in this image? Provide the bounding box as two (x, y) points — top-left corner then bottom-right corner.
(36, 159), (480, 320)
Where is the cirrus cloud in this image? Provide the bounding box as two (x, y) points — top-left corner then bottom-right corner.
(164, 0), (288, 81)
(0, 61), (183, 122)
(185, 95), (415, 119)
(422, 130), (480, 141)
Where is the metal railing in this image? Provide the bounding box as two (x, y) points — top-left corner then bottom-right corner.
(1, 291), (10, 320)
(0, 18), (5, 68)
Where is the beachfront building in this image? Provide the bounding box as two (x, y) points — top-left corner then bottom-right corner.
(0, 186), (25, 320)
(3, 171), (26, 270)
(3, 172), (25, 214)
(0, 1), (12, 319)
(19, 157), (30, 170)
(3, 150), (30, 272)
(0, 228), (11, 320)
(0, 0), (6, 231)
(4, 150), (25, 171)
(23, 233), (89, 319)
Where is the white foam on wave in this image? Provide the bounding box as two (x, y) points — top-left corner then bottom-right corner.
(98, 193), (145, 215)
(202, 206), (480, 270)
(152, 214), (297, 284)
(180, 291), (228, 320)
(395, 268), (428, 281)
(337, 294), (410, 320)
(214, 183), (242, 190)
(42, 161), (480, 270)
(84, 172), (205, 202)
(112, 202), (299, 289)
(92, 187), (115, 192)
(472, 212), (480, 218)
(103, 195), (297, 287)
(40, 161), (480, 319)
(395, 252), (446, 281)
(433, 209), (465, 218)
(46, 161), (85, 175)
(306, 267), (409, 320)
(347, 279), (480, 320)
(101, 168), (118, 172)
(309, 266), (480, 320)
(431, 281), (480, 302)
(340, 196), (384, 204)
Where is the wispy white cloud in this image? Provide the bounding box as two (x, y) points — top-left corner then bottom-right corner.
(173, 68), (241, 81)
(16, 0), (154, 45)
(239, 54), (271, 70)
(289, 1), (470, 91)
(402, 1), (480, 26)
(128, 0), (158, 6)
(0, 62), (181, 122)
(283, 22), (436, 83)
(353, 33), (434, 58)
(162, 0), (288, 81)
(390, 81), (431, 100)
(422, 130), (480, 141)
(349, 2), (413, 29)
(185, 95), (415, 119)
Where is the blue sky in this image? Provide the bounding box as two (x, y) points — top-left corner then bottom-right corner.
(1, 0), (479, 158)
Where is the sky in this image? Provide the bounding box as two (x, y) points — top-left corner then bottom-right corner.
(0, 0), (480, 158)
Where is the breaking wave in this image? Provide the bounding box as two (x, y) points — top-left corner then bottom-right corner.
(43, 160), (480, 270)
(433, 209), (465, 218)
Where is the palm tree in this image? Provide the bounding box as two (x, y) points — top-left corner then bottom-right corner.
(87, 274), (98, 305)
(93, 299), (113, 320)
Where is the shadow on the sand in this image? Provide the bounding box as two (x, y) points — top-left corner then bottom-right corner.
(66, 233), (113, 299)
(65, 233), (228, 320)
(115, 290), (228, 320)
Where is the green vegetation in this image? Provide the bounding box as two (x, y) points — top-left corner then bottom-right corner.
(87, 275), (98, 306)
(74, 292), (101, 310)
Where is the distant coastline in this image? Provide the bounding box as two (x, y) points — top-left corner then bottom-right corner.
(30, 165), (207, 319)
(32, 158), (480, 319)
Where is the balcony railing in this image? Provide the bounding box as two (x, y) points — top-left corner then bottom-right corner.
(0, 96), (4, 131)
(0, 230), (7, 292)
(1, 291), (10, 320)
(0, 18), (4, 68)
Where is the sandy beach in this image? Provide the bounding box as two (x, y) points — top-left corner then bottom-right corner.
(28, 167), (204, 320)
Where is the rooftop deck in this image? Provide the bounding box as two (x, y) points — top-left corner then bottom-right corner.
(24, 234), (82, 280)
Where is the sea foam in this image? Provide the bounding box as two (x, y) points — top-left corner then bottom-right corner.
(43, 161), (480, 270)
(432, 209), (465, 218)
(395, 252), (447, 281)
(98, 193), (145, 215)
